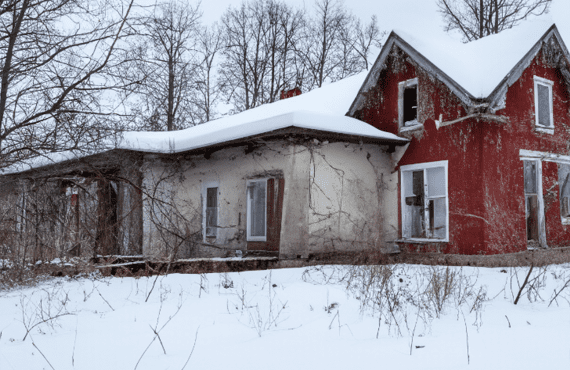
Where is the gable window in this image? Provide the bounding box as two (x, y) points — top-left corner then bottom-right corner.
(247, 179), (267, 241)
(559, 164), (570, 224)
(533, 76), (554, 133)
(398, 78), (419, 128)
(400, 161), (448, 241)
(202, 182), (219, 240)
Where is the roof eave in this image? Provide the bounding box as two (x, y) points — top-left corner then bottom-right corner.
(347, 32), (477, 117)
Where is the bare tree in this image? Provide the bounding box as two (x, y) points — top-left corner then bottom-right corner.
(0, 0), (134, 168)
(122, 0), (201, 131)
(219, 0), (305, 112)
(353, 15), (385, 70)
(438, 0), (552, 42)
(191, 23), (224, 124)
(297, 0), (367, 89)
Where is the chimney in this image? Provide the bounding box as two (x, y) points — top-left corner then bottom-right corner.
(280, 87), (302, 100)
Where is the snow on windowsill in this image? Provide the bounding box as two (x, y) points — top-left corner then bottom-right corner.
(535, 125), (554, 135)
(400, 121), (423, 133)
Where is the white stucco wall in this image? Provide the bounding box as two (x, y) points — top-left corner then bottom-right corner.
(140, 139), (398, 259)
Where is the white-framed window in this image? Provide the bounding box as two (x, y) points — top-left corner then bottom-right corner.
(533, 76), (554, 133)
(400, 160), (448, 241)
(398, 78), (419, 129)
(202, 181), (219, 240)
(523, 160), (541, 243)
(246, 179), (267, 242)
(558, 163), (570, 224)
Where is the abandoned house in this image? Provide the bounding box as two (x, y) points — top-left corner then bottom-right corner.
(3, 20), (570, 260)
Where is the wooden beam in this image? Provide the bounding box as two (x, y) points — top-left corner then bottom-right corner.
(435, 113), (509, 129)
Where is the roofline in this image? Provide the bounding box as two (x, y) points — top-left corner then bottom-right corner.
(347, 31), (476, 117)
(348, 24), (568, 116)
(2, 126), (408, 177)
(487, 24), (568, 111)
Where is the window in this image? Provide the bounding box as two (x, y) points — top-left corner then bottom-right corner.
(246, 179), (267, 241)
(400, 161), (448, 241)
(202, 182), (219, 240)
(399, 78), (419, 128)
(524, 160), (539, 242)
(533, 76), (554, 132)
(559, 164), (570, 222)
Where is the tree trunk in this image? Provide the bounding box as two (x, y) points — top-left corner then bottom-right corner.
(167, 56), (175, 131)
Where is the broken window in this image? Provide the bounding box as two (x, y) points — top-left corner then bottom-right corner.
(399, 78), (419, 128)
(559, 163), (570, 220)
(401, 161), (448, 240)
(247, 179), (267, 241)
(524, 160), (539, 242)
(206, 187), (218, 238)
(534, 76), (554, 130)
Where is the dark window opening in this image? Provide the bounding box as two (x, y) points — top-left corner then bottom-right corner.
(206, 187), (218, 238)
(403, 86), (417, 124)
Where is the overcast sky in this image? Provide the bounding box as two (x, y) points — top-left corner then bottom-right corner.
(200, 0), (570, 42)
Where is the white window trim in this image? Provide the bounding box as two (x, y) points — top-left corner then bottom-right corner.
(399, 160), (449, 242)
(398, 78), (419, 129)
(520, 149), (570, 226)
(246, 178), (268, 242)
(533, 76), (554, 133)
(202, 181), (219, 241)
(519, 155), (547, 247)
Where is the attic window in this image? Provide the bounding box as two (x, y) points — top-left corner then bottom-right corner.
(399, 78), (419, 128)
(533, 76), (554, 133)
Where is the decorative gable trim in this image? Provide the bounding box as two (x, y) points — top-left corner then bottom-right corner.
(487, 26), (570, 113)
(347, 32), (475, 118)
(348, 25), (570, 119)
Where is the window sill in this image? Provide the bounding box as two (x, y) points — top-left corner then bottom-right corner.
(247, 237), (267, 242)
(395, 238), (448, 244)
(535, 126), (554, 135)
(400, 122), (423, 133)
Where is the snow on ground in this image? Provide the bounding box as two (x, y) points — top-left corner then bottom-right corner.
(0, 264), (569, 370)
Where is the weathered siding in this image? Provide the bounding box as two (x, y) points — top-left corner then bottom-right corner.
(355, 45), (486, 254)
(141, 139), (397, 259)
(482, 48), (570, 252)
(356, 42), (570, 255)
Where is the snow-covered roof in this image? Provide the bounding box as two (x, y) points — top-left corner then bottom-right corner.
(349, 19), (569, 115)
(121, 110), (406, 154)
(393, 19), (555, 98)
(2, 73), (407, 175)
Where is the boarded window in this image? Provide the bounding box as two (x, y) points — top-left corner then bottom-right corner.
(247, 180), (267, 240)
(524, 160), (539, 242)
(206, 187), (218, 237)
(559, 164), (570, 218)
(402, 162), (447, 240)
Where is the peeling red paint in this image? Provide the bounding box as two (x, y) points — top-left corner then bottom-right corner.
(356, 44), (570, 255)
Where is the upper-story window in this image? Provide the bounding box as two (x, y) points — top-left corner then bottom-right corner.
(533, 76), (554, 133)
(398, 78), (419, 129)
